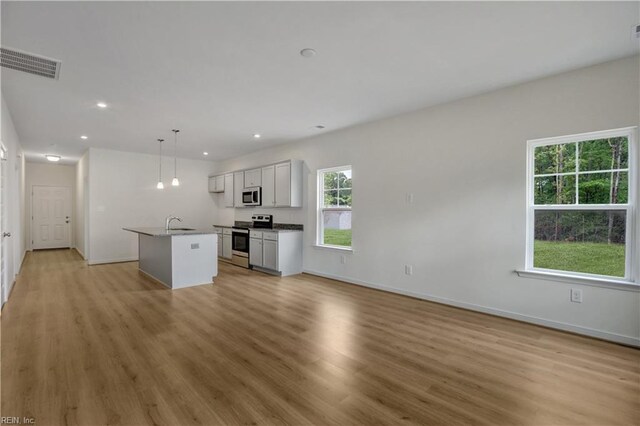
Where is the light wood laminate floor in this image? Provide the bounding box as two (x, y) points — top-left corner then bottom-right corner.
(1, 249), (639, 425)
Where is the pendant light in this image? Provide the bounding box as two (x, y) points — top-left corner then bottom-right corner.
(156, 139), (164, 189)
(171, 129), (180, 186)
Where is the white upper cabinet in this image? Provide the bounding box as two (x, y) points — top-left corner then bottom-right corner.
(208, 175), (225, 193)
(223, 173), (234, 207)
(274, 163), (290, 207)
(275, 160), (302, 207)
(210, 160), (302, 208)
(244, 168), (261, 188)
(261, 165), (275, 207)
(208, 176), (217, 193)
(233, 171), (244, 207)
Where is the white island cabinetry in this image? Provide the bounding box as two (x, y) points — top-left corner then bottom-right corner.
(123, 227), (217, 289)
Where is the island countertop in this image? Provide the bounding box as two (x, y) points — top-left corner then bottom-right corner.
(123, 227), (217, 237)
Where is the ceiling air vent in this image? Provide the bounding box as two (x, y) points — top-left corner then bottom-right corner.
(0, 47), (61, 80)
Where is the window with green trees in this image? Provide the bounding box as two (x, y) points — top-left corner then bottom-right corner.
(318, 166), (352, 248)
(526, 128), (636, 280)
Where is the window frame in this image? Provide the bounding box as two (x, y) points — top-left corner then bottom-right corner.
(317, 165), (353, 250)
(524, 127), (637, 285)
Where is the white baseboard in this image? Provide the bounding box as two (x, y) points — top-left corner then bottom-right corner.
(303, 269), (640, 347)
(18, 249), (26, 273)
(73, 247), (86, 260)
(88, 257), (137, 266)
(3, 250), (28, 307)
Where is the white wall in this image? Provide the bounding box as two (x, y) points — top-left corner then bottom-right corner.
(1, 95), (26, 305)
(25, 162), (76, 250)
(75, 151), (89, 259)
(211, 55), (640, 345)
(87, 148), (216, 264)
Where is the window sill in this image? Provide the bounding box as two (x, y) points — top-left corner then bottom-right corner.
(313, 244), (353, 252)
(515, 269), (639, 292)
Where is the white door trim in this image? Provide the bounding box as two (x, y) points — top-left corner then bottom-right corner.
(0, 141), (7, 305)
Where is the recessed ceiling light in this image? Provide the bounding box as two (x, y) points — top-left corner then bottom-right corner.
(80, 135), (88, 140)
(45, 154), (61, 162)
(253, 134), (261, 139)
(96, 102), (107, 108)
(300, 48), (317, 58)
(203, 152), (209, 156)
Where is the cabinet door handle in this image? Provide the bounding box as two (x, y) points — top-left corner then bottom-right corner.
(2, 232), (11, 237)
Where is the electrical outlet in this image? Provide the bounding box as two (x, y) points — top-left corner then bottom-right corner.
(405, 265), (413, 276)
(570, 288), (583, 303)
(340, 255), (346, 264)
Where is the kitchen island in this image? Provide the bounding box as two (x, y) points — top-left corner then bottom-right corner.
(123, 227), (217, 289)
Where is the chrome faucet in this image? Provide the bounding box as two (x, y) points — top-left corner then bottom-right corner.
(165, 215), (182, 230)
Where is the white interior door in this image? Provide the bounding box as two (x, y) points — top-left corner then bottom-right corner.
(0, 143), (7, 304)
(32, 185), (71, 250)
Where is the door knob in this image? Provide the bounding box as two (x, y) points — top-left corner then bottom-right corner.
(2, 232), (11, 237)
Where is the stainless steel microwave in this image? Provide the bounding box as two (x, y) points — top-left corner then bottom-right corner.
(242, 187), (261, 206)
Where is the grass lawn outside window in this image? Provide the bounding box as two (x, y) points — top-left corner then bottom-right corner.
(323, 229), (352, 247)
(534, 241), (625, 278)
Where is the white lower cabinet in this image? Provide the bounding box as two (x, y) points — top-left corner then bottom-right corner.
(249, 238), (263, 267)
(263, 239), (278, 270)
(222, 229), (232, 259)
(249, 231), (302, 276)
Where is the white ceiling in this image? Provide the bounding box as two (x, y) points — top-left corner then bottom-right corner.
(1, 1), (638, 164)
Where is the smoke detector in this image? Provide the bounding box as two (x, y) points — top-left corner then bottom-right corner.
(0, 47), (61, 80)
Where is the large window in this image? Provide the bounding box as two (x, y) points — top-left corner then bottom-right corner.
(526, 127), (636, 282)
(317, 166), (352, 249)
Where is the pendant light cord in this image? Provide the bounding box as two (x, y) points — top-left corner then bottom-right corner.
(157, 139), (164, 181)
(172, 129), (179, 178)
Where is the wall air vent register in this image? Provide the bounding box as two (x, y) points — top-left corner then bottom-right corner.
(0, 47), (61, 80)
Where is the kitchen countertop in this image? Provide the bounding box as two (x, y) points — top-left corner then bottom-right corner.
(123, 227), (217, 237)
(248, 228), (302, 233)
(212, 225), (302, 233)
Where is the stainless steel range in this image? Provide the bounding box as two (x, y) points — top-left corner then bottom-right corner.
(231, 227), (250, 268)
(231, 214), (274, 268)
(251, 214), (273, 229)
